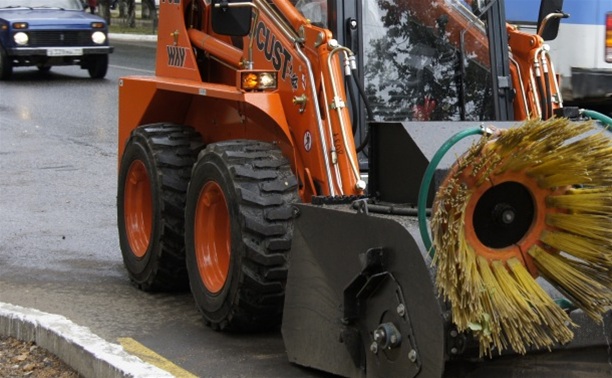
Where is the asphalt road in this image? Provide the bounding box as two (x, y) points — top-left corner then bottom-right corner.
(0, 39), (325, 378)
(0, 39), (610, 378)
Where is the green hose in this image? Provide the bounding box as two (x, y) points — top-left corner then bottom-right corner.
(417, 127), (485, 258)
(581, 109), (612, 129)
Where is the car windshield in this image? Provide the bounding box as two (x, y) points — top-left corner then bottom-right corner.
(0, 0), (83, 10)
(361, 0), (494, 122)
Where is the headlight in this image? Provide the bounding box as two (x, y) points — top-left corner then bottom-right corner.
(91, 31), (106, 45)
(240, 71), (278, 91)
(13, 32), (28, 46)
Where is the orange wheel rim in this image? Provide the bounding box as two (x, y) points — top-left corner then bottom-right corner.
(194, 181), (231, 294)
(124, 160), (153, 259)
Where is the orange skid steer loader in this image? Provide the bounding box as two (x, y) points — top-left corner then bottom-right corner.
(117, 0), (612, 376)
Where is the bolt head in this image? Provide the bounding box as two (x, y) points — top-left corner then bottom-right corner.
(502, 209), (515, 224)
(373, 329), (385, 343)
(396, 303), (406, 317)
(408, 349), (417, 362)
(370, 342), (379, 354)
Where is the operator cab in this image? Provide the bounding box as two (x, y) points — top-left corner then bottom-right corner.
(294, 0), (562, 123)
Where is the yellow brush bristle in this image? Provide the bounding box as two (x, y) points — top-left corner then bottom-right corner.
(432, 117), (612, 357)
(540, 230), (611, 266)
(475, 256), (506, 356)
(495, 119), (592, 173)
(529, 246), (611, 321)
(547, 188), (612, 214)
(506, 259), (574, 344)
(490, 260), (552, 353)
(546, 213), (611, 242)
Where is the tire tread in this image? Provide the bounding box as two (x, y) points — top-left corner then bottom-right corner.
(192, 140), (298, 331)
(120, 123), (203, 291)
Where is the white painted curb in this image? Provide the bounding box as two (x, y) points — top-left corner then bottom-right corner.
(109, 33), (157, 42)
(0, 302), (174, 378)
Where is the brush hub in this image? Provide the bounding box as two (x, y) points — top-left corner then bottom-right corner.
(493, 203), (516, 224)
(473, 181), (534, 249)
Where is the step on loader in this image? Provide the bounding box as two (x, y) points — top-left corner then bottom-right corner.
(117, 0), (612, 376)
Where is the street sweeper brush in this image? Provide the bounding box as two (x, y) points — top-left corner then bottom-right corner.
(431, 117), (612, 357)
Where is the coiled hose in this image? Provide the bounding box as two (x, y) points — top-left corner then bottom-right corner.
(417, 127), (485, 258)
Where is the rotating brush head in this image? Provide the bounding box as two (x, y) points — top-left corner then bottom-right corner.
(431, 118), (612, 357)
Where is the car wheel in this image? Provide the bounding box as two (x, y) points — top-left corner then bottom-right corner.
(37, 65), (51, 73)
(87, 54), (108, 79)
(0, 46), (13, 80)
(118, 123), (203, 291)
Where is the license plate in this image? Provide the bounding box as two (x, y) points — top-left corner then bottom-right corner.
(47, 48), (83, 57)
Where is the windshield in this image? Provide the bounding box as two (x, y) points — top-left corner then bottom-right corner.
(362, 0), (494, 121)
(292, 0), (328, 27)
(0, 0), (83, 10)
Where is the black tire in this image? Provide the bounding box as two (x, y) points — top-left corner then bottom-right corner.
(118, 124), (203, 291)
(185, 140), (299, 331)
(37, 65), (51, 73)
(0, 45), (12, 80)
(87, 54), (108, 79)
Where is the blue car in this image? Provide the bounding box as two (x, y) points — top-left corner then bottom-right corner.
(0, 0), (113, 79)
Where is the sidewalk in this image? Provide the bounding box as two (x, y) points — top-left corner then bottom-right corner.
(0, 302), (173, 378)
(109, 32), (157, 42)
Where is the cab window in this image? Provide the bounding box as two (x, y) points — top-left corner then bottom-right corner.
(293, 0), (328, 27)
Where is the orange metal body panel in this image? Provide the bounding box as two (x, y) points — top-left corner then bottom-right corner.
(243, 1), (362, 198)
(188, 28), (244, 68)
(273, 0), (309, 32)
(119, 0), (364, 202)
(119, 73), (295, 159)
(507, 25), (562, 120)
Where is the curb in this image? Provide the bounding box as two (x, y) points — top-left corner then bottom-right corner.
(109, 33), (157, 42)
(0, 302), (173, 378)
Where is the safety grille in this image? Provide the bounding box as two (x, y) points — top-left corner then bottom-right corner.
(24, 31), (93, 47)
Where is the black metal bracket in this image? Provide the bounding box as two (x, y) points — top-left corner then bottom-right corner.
(485, 0), (514, 121)
(342, 247), (421, 377)
(343, 247), (387, 323)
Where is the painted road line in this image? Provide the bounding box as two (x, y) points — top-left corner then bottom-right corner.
(118, 337), (199, 378)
